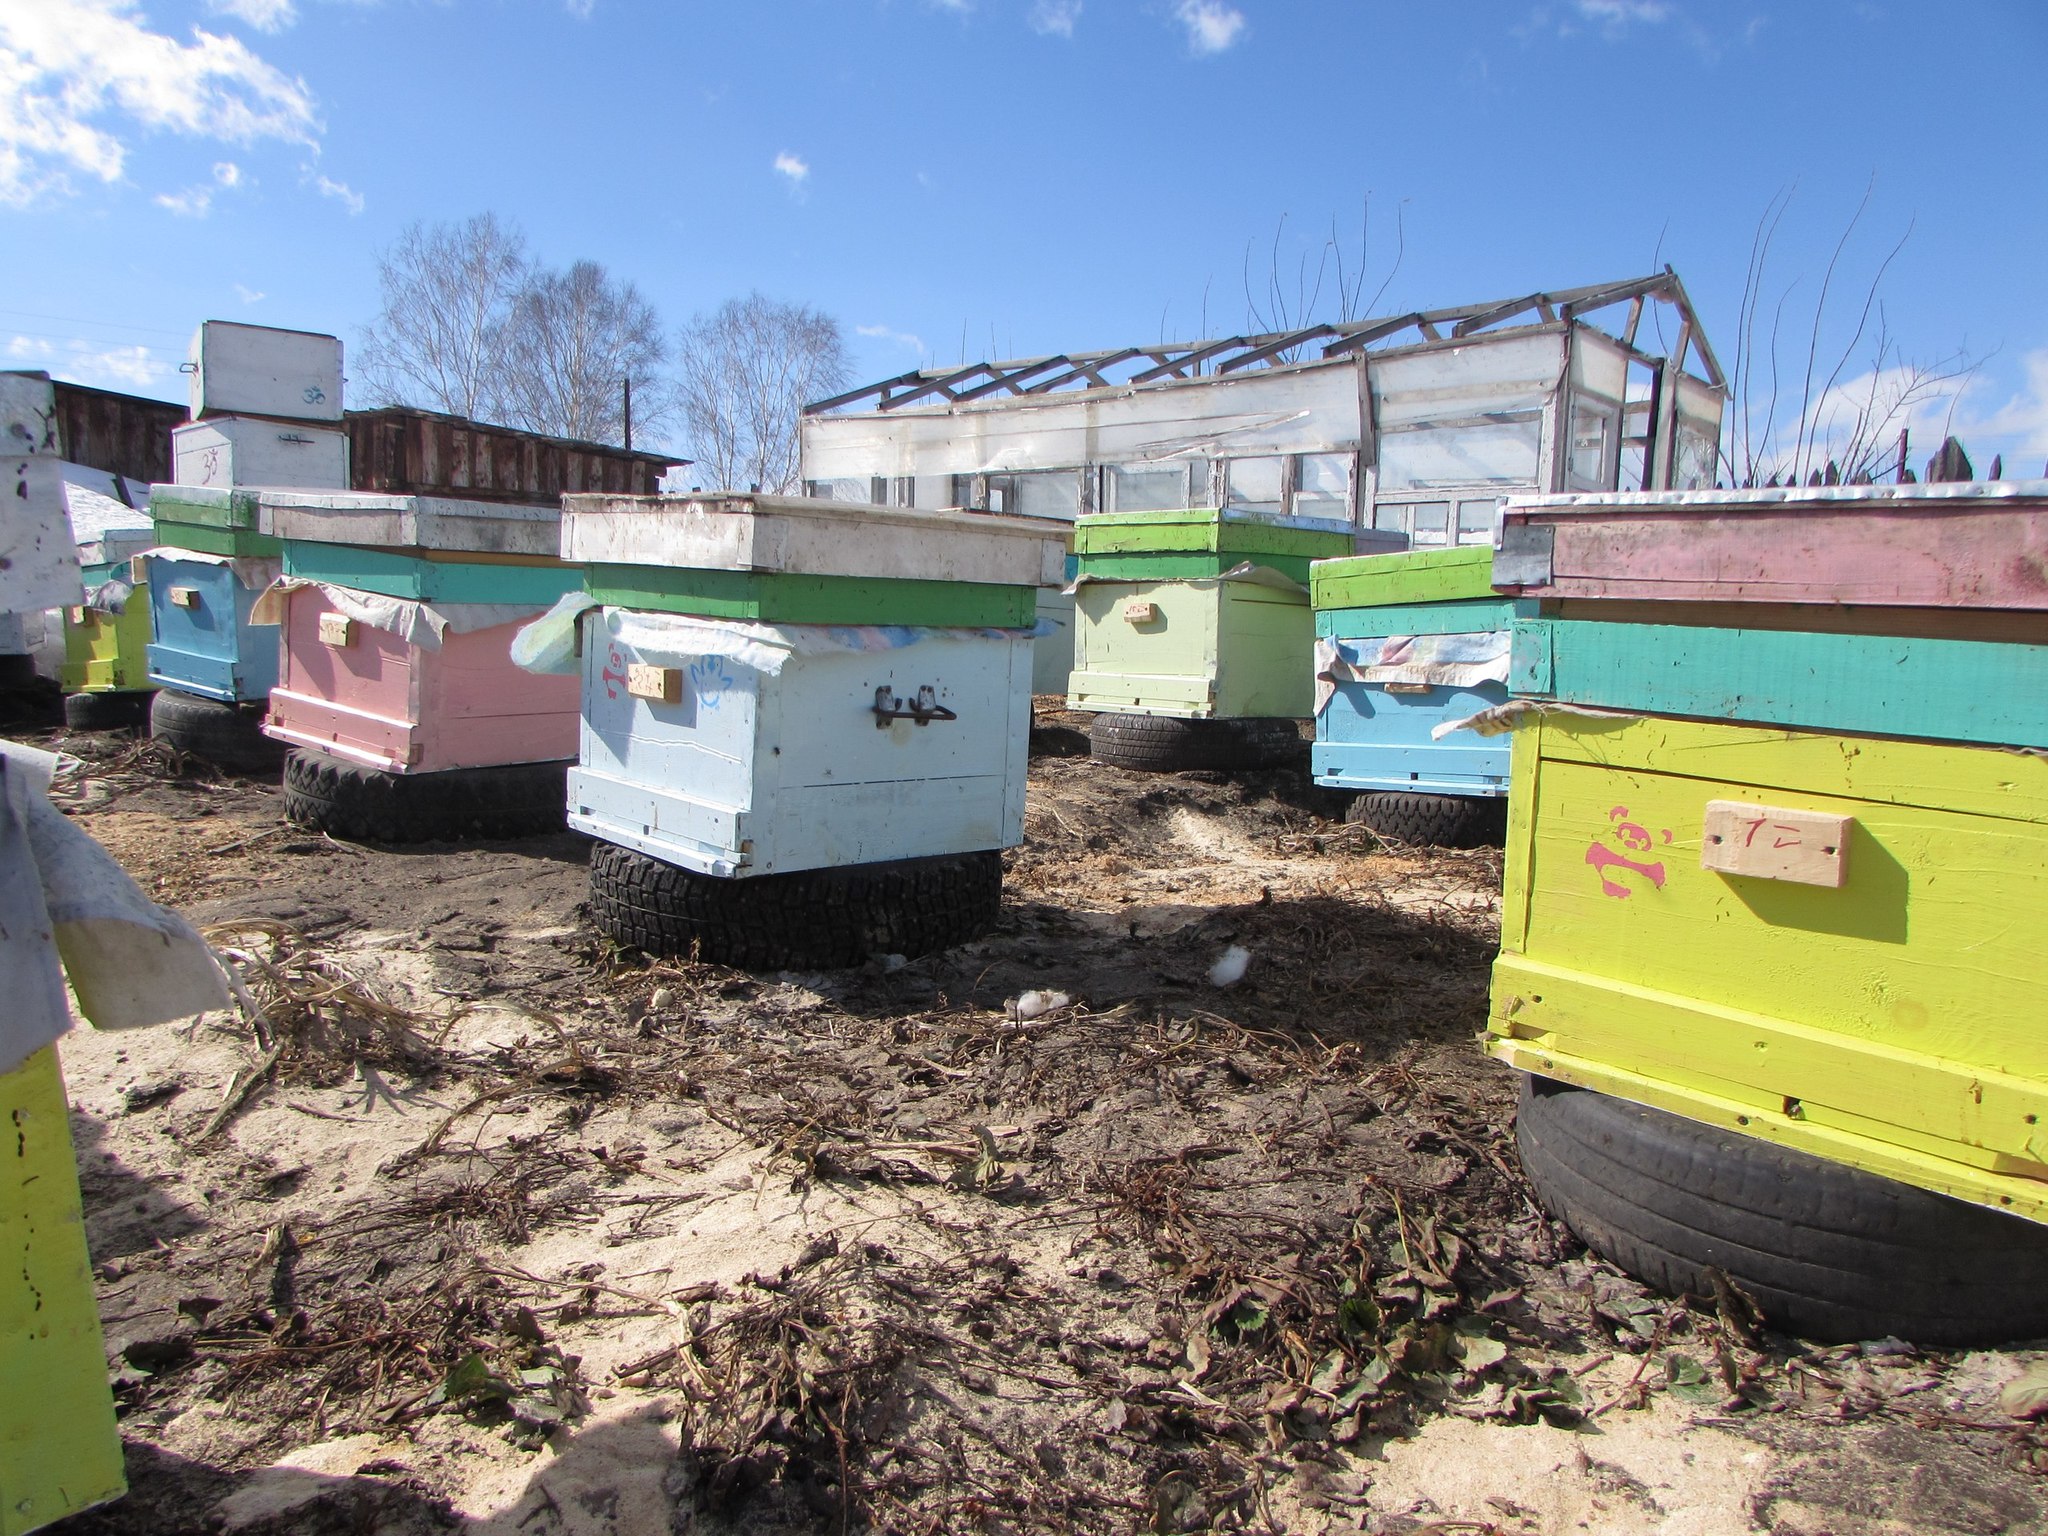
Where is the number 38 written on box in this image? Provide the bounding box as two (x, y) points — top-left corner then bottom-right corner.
(1701, 799), (1851, 888)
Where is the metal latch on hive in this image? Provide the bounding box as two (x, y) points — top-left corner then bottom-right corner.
(873, 685), (957, 727)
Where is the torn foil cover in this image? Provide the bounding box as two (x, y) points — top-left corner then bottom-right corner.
(1313, 631), (1511, 716)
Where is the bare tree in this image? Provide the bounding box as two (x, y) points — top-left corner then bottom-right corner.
(355, 213), (528, 420)
(1722, 187), (1974, 486)
(496, 260), (666, 445)
(675, 294), (850, 492)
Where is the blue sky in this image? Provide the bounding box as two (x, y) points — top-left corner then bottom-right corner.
(4, 0), (2046, 473)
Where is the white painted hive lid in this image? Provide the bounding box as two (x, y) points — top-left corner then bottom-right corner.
(254, 489), (562, 557)
(559, 492), (1071, 587)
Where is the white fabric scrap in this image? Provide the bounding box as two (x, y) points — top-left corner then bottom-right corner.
(512, 594), (1042, 680)
(0, 741), (229, 1075)
(140, 548), (283, 592)
(1313, 631), (1512, 715)
(250, 578), (542, 649)
(1429, 697), (1642, 741)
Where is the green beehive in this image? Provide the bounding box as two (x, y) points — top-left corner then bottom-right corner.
(1067, 508), (1356, 720)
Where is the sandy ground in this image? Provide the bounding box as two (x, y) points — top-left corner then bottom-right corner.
(25, 718), (2048, 1536)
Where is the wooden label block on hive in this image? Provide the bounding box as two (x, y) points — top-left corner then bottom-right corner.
(626, 663), (682, 705)
(1701, 799), (1851, 887)
(168, 585), (200, 608)
(1121, 599), (1160, 624)
(317, 612), (355, 648)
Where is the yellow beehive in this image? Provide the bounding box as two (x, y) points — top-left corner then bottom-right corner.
(1, 1046), (125, 1533)
(1487, 701), (2048, 1222)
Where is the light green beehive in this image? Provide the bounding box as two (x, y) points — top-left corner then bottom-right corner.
(1066, 509), (1353, 720)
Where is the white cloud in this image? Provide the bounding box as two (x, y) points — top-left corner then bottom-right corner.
(1575, 0), (1672, 23)
(7, 336), (54, 360)
(1175, 0), (1245, 54)
(7, 336), (171, 390)
(307, 168), (362, 214)
(204, 0), (298, 34)
(1030, 0), (1081, 36)
(154, 183), (212, 216)
(213, 159), (242, 186)
(233, 282), (265, 304)
(857, 324), (926, 354)
(773, 150), (808, 185)
(563, 0), (596, 17)
(0, 0), (319, 206)
(1962, 349), (2048, 467)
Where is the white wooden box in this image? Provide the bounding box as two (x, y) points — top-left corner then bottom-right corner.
(174, 418), (349, 490)
(186, 320), (344, 423)
(560, 492), (1069, 586)
(568, 608), (1034, 878)
(256, 489), (560, 556)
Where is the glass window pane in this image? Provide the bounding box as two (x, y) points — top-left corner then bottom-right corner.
(1108, 462), (1189, 512)
(1224, 456), (1287, 515)
(1378, 417), (1542, 491)
(1675, 425), (1719, 491)
(1410, 501), (1451, 547)
(1457, 498), (1498, 543)
(912, 475), (957, 508)
(1293, 453), (1352, 519)
(1568, 403), (1614, 490)
(1014, 469), (1082, 521)
(1372, 499), (1408, 533)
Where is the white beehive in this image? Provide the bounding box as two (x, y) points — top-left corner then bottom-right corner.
(173, 418), (349, 490)
(186, 320), (344, 423)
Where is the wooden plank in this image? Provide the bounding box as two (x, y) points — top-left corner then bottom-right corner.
(1500, 498), (2048, 610)
(1523, 710), (2048, 824)
(1310, 545), (1497, 609)
(1512, 617), (2048, 750)
(1700, 799), (1851, 887)
(1550, 597), (2048, 647)
(1317, 598), (1537, 640)
(586, 565), (1035, 629)
(1, 1048), (127, 1535)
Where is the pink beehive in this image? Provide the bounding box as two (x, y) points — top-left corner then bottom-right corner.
(264, 586), (579, 773)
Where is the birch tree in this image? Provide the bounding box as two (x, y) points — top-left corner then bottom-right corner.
(355, 213), (528, 421)
(675, 294), (850, 492)
(496, 260), (666, 445)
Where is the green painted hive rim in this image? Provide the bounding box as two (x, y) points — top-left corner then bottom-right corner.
(1075, 550), (1320, 584)
(1311, 544), (1497, 609)
(1075, 510), (1353, 561)
(586, 563), (1036, 628)
(148, 488), (261, 529)
(282, 542), (582, 603)
(152, 519), (283, 557)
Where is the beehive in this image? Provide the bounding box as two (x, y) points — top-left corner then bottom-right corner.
(146, 487), (283, 703)
(560, 494), (1065, 879)
(1066, 509), (1359, 719)
(1310, 545), (1525, 798)
(59, 531), (157, 695)
(1, 1047), (126, 1534)
(1484, 482), (2048, 1221)
(256, 491), (582, 774)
